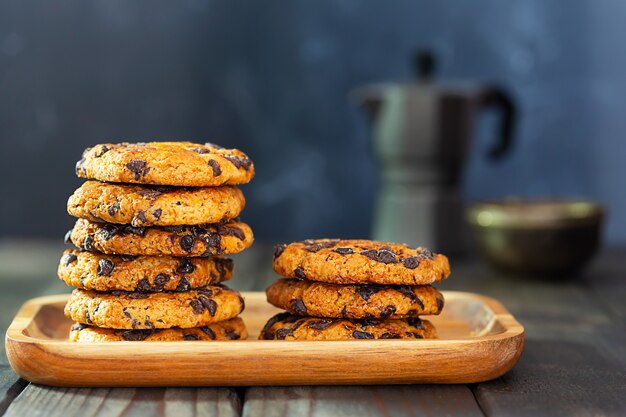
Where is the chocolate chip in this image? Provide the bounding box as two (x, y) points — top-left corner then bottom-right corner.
(75, 159), (85, 175)
(194, 147), (211, 154)
(176, 258), (195, 274)
(98, 224), (118, 240)
(395, 286), (424, 309)
(135, 211), (147, 224)
(215, 258), (234, 278)
(126, 159), (150, 180)
(71, 323), (88, 331)
(97, 259), (115, 276)
(123, 308), (133, 319)
(200, 326), (216, 340)
(64, 253), (78, 266)
(137, 277), (151, 292)
(294, 266), (307, 279)
(122, 225), (146, 236)
(436, 296), (444, 311)
(341, 305), (347, 317)
(223, 154), (252, 170)
(94, 145), (110, 158)
(226, 331), (240, 340)
(216, 225), (245, 240)
(190, 299), (204, 314)
(380, 305), (397, 320)
(198, 288), (214, 297)
(380, 332), (401, 339)
(402, 256), (420, 269)
(82, 235), (94, 251)
(360, 318), (380, 326)
(153, 273), (170, 288)
(407, 317), (425, 329)
(419, 249), (434, 260)
(273, 244), (287, 259)
(304, 240), (339, 252)
(352, 331), (375, 339)
(290, 298), (307, 315)
(175, 277), (191, 292)
(127, 292), (148, 299)
(152, 208), (162, 220)
(356, 286), (380, 301)
(183, 333), (199, 340)
(180, 235), (195, 253)
(208, 159), (222, 176)
(202, 232), (222, 254)
(360, 249), (398, 264)
(84, 309), (92, 324)
(199, 296), (218, 316)
(108, 203), (120, 217)
(144, 319), (154, 328)
(121, 330), (153, 341)
(307, 319), (333, 330)
(162, 225), (185, 233)
(64, 230), (73, 245)
(275, 328), (294, 340)
(138, 189), (162, 200)
(377, 249), (398, 264)
(333, 247), (354, 255)
(260, 312), (295, 339)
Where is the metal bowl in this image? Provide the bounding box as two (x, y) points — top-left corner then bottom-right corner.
(466, 199), (605, 276)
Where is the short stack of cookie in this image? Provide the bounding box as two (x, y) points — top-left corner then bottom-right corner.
(59, 141), (254, 342)
(261, 239), (450, 340)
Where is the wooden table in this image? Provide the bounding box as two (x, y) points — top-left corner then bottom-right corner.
(1, 240), (625, 416)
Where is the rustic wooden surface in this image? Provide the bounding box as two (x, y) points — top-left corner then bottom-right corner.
(1, 240), (625, 416)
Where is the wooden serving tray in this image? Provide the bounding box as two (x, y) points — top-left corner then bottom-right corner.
(5, 291), (524, 387)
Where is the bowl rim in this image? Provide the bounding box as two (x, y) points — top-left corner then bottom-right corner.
(466, 198), (605, 229)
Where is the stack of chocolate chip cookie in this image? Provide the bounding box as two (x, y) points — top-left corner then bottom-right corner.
(261, 239), (450, 340)
(59, 142), (254, 342)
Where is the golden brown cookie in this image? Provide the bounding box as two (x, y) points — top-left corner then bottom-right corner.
(75, 142), (254, 186)
(58, 249), (233, 292)
(259, 313), (437, 340)
(65, 286), (244, 329)
(67, 218), (254, 256)
(69, 318), (247, 342)
(67, 181), (245, 227)
(265, 278), (444, 319)
(273, 239), (450, 285)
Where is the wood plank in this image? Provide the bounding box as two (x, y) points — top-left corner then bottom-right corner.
(580, 250), (626, 319)
(3, 385), (241, 417)
(473, 339), (626, 417)
(0, 365), (28, 416)
(243, 386), (485, 417)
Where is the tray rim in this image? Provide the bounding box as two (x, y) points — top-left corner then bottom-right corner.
(5, 291), (525, 386)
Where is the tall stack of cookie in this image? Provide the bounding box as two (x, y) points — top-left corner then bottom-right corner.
(59, 142), (254, 342)
(261, 239), (450, 340)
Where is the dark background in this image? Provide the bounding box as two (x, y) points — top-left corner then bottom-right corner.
(1, 1), (624, 245)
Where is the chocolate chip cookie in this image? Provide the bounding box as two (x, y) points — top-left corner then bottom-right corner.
(69, 317), (247, 341)
(67, 181), (245, 227)
(273, 239), (450, 285)
(65, 286), (245, 329)
(75, 142), (255, 186)
(259, 313), (437, 340)
(68, 218), (253, 256)
(266, 278), (444, 319)
(58, 249), (233, 292)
